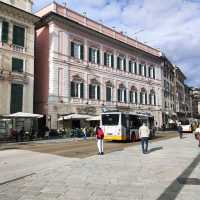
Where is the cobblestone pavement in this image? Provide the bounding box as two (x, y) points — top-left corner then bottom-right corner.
(0, 133), (199, 200)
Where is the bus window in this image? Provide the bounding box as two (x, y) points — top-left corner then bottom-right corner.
(102, 114), (119, 126)
(121, 114), (127, 127)
(129, 115), (142, 129)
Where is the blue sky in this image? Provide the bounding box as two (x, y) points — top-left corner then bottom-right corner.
(33, 0), (200, 87)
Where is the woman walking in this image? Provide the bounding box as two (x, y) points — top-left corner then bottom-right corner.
(95, 126), (104, 155)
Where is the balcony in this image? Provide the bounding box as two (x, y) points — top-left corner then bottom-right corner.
(12, 44), (26, 53)
(9, 72), (29, 84)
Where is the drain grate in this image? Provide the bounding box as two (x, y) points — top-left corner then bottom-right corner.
(177, 177), (200, 185)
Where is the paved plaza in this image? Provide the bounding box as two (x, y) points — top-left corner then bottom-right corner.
(0, 133), (199, 200)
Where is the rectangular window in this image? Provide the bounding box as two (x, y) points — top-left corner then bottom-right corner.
(2, 21), (9, 43)
(118, 89), (126, 103)
(10, 84), (23, 113)
(106, 86), (112, 102)
(71, 42), (84, 60)
(13, 25), (25, 47)
(12, 57), (23, 73)
(117, 56), (125, 70)
(71, 82), (84, 98)
(105, 53), (113, 68)
(89, 48), (100, 64)
(89, 84), (100, 100)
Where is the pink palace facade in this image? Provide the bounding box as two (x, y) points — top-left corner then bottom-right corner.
(35, 2), (163, 129)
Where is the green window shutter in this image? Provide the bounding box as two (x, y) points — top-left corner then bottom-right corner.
(149, 67), (151, 78)
(71, 42), (74, 57)
(80, 44), (84, 60)
(135, 92), (138, 104)
(117, 57), (120, 70)
(97, 50), (100, 64)
(139, 64), (142, 75)
(111, 54), (114, 68)
(134, 62), (137, 74)
(144, 65), (147, 77)
(104, 52), (107, 66)
(12, 58), (23, 73)
(80, 83), (84, 98)
(124, 90), (127, 103)
(89, 48), (92, 62)
(117, 89), (120, 102)
(97, 85), (100, 100)
(153, 68), (155, 79)
(2, 21), (9, 43)
(10, 84), (23, 113)
(145, 93), (147, 105)
(106, 87), (111, 101)
(89, 84), (92, 99)
(140, 93), (142, 104)
(129, 91), (133, 103)
(123, 59), (126, 71)
(71, 82), (75, 97)
(149, 94), (152, 105)
(13, 25), (25, 47)
(129, 61), (132, 73)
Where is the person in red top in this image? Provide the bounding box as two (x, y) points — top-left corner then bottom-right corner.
(95, 126), (104, 155)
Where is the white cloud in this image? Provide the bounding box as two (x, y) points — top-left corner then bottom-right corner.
(33, 0), (200, 87)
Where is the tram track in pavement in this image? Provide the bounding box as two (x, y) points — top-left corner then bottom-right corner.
(0, 131), (182, 158)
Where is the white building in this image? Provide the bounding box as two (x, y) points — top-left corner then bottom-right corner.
(0, 0), (39, 115)
(35, 2), (163, 129)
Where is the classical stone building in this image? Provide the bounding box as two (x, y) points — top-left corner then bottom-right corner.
(0, 0), (39, 115)
(174, 66), (187, 122)
(162, 57), (176, 128)
(34, 2), (164, 129)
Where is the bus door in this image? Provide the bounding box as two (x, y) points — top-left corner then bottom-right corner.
(121, 114), (129, 139)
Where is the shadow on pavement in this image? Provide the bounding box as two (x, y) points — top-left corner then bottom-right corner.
(148, 147), (163, 153)
(156, 153), (200, 200)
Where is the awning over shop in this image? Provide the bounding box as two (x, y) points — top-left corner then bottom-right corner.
(58, 114), (92, 121)
(86, 116), (100, 121)
(4, 112), (43, 118)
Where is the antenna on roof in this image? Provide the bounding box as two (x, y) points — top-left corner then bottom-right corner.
(63, 1), (67, 7)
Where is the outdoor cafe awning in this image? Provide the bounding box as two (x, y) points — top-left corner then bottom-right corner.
(86, 116), (101, 121)
(58, 114), (92, 121)
(4, 112), (43, 118)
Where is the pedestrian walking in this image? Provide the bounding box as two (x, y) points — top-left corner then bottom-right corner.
(194, 124), (200, 147)
(139, 123), (150, 154)
(82, 127), (87, 140)
(19, 127), (25, 142)
(95, 126), (104, 155)
(177, 123), (183, 139)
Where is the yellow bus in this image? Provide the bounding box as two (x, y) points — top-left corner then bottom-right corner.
(101, 111), (155, 142)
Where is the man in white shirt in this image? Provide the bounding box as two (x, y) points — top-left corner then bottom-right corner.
(139, 123), (150, 154)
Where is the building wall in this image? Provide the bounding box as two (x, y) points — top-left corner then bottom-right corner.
(35, 18), (163, 129)
(0, 3), (36, 115)
(0, 0), (33, 12)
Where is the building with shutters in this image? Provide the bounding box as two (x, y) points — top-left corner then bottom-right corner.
(35, 2), (163, 129)
(0, 0), (39, 115)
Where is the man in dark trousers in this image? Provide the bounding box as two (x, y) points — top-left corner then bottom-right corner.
(177, 123), (183, 139)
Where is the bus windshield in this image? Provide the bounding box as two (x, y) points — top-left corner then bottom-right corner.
(102, 114), (119, 126)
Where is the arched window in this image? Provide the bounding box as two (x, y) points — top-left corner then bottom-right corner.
(129, 86), (138, 104)
(106, 81), (113, 102)
(140, 88), (147, 105)
(89, 79), (100, 100)
(117, 83), (127, 103)
(71, 75), (84, 98)
(149, 90), (156, 105)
